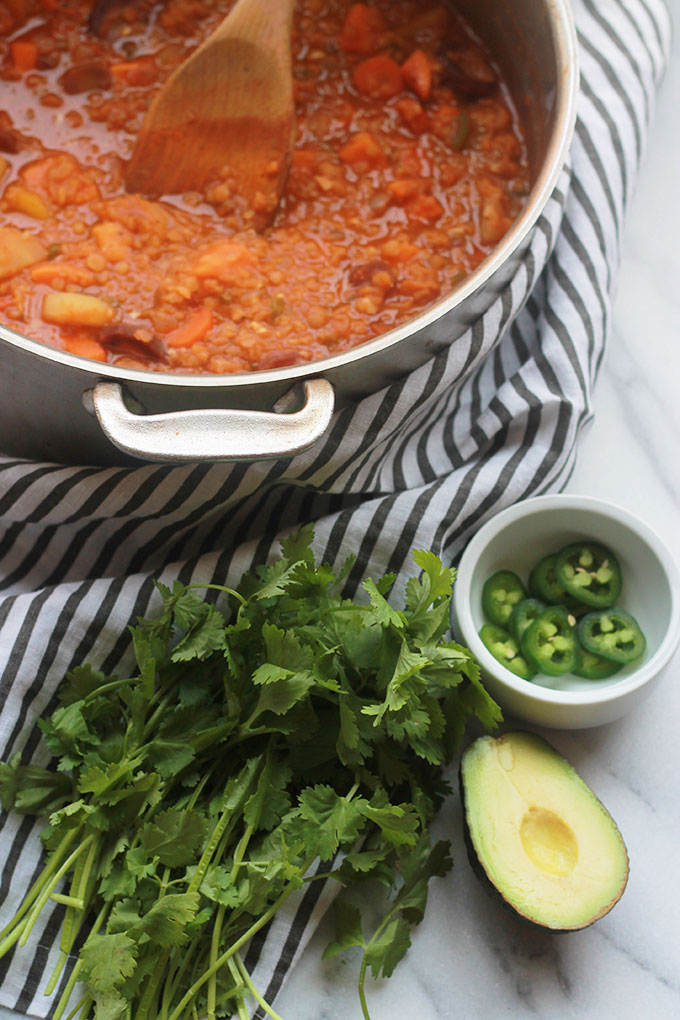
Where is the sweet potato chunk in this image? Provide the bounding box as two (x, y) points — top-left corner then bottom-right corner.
(0, 226), (47, 279)
(42, 291), (116, 327)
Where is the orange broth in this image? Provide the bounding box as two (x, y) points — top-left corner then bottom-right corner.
(0, 0), (529, 373)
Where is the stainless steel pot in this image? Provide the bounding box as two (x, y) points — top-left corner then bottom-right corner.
(0, 0), (578, 465)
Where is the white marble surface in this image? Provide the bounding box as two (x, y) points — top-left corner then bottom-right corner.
(272, 13), (680, 1020)
(2, 15), (678, 1020)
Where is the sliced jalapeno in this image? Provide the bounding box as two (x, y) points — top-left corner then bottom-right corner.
(528, 555), (586, 614)
(578, 609), (646, 664)
(479, 623), (536, 680)
(573, 647), (623, 680)
(521, 606), (579, 677)
(481, 570), (526, 627)
(509, 597), (546, 643)
(555, 542), (622, 608)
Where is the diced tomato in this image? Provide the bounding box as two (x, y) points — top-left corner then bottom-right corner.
(165, 306), (214, 348)
(340, 4), (387, 55)
(387, 179), (421, 203)
(291, 150), (318, 172)
(405, 194), (444, 222)
(395, 97), (429, 134)
(380, 239), (421, 263)
(401, 49), (432, 102)
(352, 55), (403, 100)
(10, 41), (38, 72)
(339, 131), (387, 170)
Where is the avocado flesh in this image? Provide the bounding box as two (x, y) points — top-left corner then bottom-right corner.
(461, 732), (629, 930)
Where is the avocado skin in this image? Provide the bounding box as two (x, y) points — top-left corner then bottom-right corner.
(459, 731), (629, 932)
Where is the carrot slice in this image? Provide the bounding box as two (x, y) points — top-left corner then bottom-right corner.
(340, 4), (386, 55)
(10, 41), (38, 72)
(352, 55), (403, 100)
(110, 59), (158, 87)
(165, 306), (214, 349)
(63, 334), (107, 362)
(401, 49), (433, 102)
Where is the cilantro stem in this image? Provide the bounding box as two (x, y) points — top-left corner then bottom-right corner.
(83, 676), (139, 703)
(0, 827), (79, 945)
(46, 834), (96, 995)
(207, 904), (225, 1020)
(62, 992), (89, 1020)
(166, 879), (301, 1020)
(186, 583), (247, 608)
(358, 956), (372, 1020)
(19, 834), (95, 948)
(138, 948), (169, 1020)
(161, 938), (201, 1020)
(227, 957), (250, 1020)
(49, 893), (85, 910)
(52, 958), (82, 1020)
(53, 902), (108, 1020)
(188, 761), (261, 896)
(77, 996), (93, 1020)
(234, 952), (286, 1020)
(44, 950), (69, 997)
(230, 824), (254, 880)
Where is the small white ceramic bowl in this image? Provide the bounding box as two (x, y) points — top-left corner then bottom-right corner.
(452, 495), (680, 729)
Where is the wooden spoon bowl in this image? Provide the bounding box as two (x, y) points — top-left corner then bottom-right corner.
(125, 0), (296, 230)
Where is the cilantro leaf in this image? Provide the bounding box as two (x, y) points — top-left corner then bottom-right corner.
(140, 808), (206, 867)
(134, 892), (200, 948)
(323, 900), (365, 959)
(244, 757), (292, 832)
(171, 605), (226, 662)
(363, 578), (405, 630)
(365, 918), (412, 979)
(298, 785), (368, 860)
(251, 673), (314, 720)
(80, 932), (137, 994)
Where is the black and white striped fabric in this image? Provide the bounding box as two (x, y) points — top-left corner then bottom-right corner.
(0, 0), (670, 1015)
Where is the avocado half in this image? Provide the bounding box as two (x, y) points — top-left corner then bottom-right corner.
(460, 731), (629, 930)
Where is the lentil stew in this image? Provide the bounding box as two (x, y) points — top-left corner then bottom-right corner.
(0, 1), (530, 374)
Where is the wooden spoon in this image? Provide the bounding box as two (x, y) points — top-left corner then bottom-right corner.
(125, 0), (296, 229)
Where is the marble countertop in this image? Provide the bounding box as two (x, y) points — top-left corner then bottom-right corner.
(273, 13), (680, 1020)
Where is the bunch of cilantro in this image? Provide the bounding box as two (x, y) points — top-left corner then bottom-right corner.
(0, 528), (500, 1020)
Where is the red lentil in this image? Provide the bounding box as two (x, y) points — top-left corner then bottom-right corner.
(0, 0), (529, 374)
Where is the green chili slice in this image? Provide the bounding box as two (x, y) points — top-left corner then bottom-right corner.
(479, 623), (536, 680)
(481, 570), (526, 627)
(577, 608), (646, 664)
(528, 554), (586, 614)
(521, 606), (579, 677)
(555, 542), (622, 608)
(572, 647), (623, 680)
(509, 597), (546, 643)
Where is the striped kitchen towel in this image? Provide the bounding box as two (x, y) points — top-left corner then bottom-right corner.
(0, 0), (671, 1015)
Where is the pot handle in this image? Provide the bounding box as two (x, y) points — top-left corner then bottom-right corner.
(88, 379), (335, 463)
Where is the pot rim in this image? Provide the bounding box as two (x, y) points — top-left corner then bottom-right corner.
(0, 0), (579, 392)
